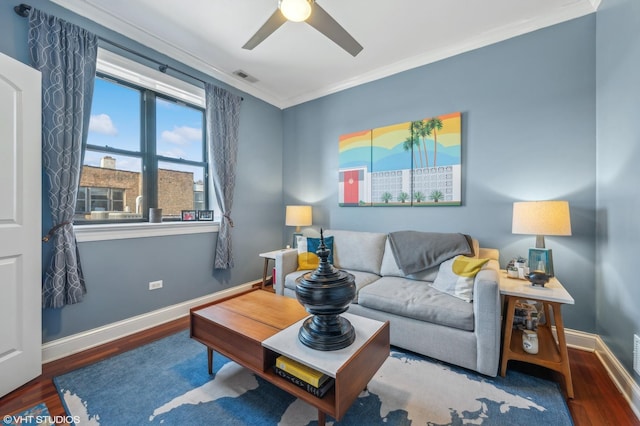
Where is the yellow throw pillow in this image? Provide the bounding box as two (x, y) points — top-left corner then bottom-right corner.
(432, 255), (490, 302)
(452, 255), (490, 277)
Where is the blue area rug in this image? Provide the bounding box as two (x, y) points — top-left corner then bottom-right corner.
(54, 330), (573, 425)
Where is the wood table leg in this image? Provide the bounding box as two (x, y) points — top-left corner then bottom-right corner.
(549, 301), (574, 398)
(317, 410), (326, 426)
(207, 347), (213, 375)
(262, 259), (269, 289)
(500, 296), (517, 376)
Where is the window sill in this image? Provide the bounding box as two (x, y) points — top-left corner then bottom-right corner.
(75, 221), (219, 242)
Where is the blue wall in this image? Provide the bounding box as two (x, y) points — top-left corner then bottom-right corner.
(4, 0), (637, 384)
(0, 0), (285, 342)
(596, 0), (640, 376)
(283, 16), (597, 333)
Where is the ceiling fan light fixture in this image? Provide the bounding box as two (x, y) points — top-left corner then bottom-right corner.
(279, 0), (313, 22)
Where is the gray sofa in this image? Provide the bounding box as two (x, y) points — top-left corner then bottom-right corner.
(274, 229), (501, 377)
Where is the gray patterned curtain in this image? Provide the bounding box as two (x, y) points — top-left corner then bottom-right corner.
(28, 9), (98, 308)
(205, 85), (242, 269)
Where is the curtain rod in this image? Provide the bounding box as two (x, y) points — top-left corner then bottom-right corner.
(14, 3), (243, 100)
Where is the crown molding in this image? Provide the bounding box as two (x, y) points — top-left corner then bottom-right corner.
(51, 0), (597, 110)
(49, 0), (286, 107)
(281, 1), (598, 108)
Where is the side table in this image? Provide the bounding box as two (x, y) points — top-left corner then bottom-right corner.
(499, 271), (575, 398)
(259, 248), (296, 290)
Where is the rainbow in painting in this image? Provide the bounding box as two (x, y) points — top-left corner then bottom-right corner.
(338, 112), (462, 206)
(338, 129), (372, 206)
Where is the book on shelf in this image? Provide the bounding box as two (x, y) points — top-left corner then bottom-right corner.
(273, 366), (335, 398)
(275, 355), (330, 388)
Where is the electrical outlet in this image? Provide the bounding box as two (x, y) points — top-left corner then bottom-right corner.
(634, 335), (640, 375)
(149, 280), (163, 290)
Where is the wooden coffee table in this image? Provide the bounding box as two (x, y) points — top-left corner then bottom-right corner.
(190, 289), (390, 425)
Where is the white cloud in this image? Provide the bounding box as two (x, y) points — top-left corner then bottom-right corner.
(89, 113), (118, 135)
(159, 148), (187, 159)
(161, 126), (201, 146)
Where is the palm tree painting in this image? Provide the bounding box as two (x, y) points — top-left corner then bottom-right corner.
(412, 112), (461, 206)
(338, 112), (461, 207)
(414, 120), (431, 168)
(425, 117), (443, 167)
(370, 122), (413, 206)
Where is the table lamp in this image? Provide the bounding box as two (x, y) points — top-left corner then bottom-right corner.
(512, 200), (571, 277)
(512, 200), (572, 248)
(285, 205), (312, 248)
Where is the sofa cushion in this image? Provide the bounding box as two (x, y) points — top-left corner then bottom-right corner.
(432, 256), (490, 302)
(357, 277), (474, 331)
(325, 230), (387, 275)
(284, 269), (381, 302)
(296, 235), (334, 270)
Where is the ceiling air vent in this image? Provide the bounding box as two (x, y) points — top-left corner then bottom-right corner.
(232, 70), (258, 83)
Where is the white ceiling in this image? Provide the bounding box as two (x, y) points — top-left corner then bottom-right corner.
(51, 0), (598, 109)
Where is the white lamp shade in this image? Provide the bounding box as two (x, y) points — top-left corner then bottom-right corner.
(285, 205), (312, 228)
(279, 0), (312, 22)
(512, 201), (572, 236)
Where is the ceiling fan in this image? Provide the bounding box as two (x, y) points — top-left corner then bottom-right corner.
(242, 0), (363, 57)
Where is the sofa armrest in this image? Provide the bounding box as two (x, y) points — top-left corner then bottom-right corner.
(274, 249), (298, 295)
(472, 260), (501, 376)
(478, 247), (499, 261)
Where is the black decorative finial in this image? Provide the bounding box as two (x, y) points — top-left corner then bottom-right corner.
(14, 4), (31, 17)
(295, 225), (356, 351)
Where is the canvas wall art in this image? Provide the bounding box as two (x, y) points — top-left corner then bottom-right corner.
(338, 112), (461, 206)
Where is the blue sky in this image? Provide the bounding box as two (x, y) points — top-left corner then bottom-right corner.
(86, 78), (205, 181)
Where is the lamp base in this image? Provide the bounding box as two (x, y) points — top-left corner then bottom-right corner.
(292, 232), (302, 248)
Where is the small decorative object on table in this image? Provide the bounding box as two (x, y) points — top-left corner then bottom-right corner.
(526, 270), (550, 287)
(295, 229), (356, 351)
(522, 330), (539, 354)
(506, 256), (528, 279)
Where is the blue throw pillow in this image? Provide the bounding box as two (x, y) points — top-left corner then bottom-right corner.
(297, 236), (334, 270)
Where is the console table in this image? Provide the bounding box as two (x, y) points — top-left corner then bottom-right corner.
(499, 272), (575, 398)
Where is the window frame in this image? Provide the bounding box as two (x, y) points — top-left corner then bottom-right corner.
(74, 48), (218, 240)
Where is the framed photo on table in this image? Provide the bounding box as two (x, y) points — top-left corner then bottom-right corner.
(181, 210), (197, 221)
(197, 210), (213, 221)
(528, 248), (554, 277)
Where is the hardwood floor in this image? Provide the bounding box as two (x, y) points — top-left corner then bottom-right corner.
(1, 315), (638, 425)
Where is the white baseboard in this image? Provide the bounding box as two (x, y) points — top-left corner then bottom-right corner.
(563, 328), (640, 420)
(594, 335), (640, 420)
(41, 283), (254, 363)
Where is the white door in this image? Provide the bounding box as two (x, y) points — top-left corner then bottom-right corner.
(0, 51), (42, 397)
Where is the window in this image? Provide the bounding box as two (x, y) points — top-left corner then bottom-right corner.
(75, 49), (209, 223)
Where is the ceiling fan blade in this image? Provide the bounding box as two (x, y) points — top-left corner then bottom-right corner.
(242, 9), (287, 50)
(306, 3), (363, 57)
